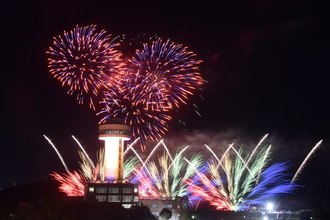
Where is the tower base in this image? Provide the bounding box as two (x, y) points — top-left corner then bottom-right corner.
(85, 182), (139, 208)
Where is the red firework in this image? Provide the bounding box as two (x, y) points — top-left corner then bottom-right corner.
(46, 24), (124, 110)
(51, 171), (85, 197)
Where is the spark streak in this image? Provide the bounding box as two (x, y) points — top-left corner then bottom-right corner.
(43, 135), (70, 174)
(291, 140), (323, 183)
(72, 135), (95, 169)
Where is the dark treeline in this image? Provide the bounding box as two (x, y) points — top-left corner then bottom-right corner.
(0, 199), (157, 220)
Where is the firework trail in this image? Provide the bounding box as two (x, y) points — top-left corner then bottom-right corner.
(186, 142), (297, 211)
(47, 136), (140, 196)
(51, 150), (139, 196)
(46, 24), (124, 110)
(256, 145), (272, 184)
(44, 135), (87, 196)
(291, 139), (323, 184)
(124, 138), (166, 171)
(184, 158), (231, 210)
(244, 162), (299, 208)
(246, 133), (269, 166)
(129, 37), (204, 111)
(133, 146), (203, 199)
(124, 137), (141, 155)
(72, 135), (95, 169)
(43, 135), (70, 174)
(77, 150), (99, 181)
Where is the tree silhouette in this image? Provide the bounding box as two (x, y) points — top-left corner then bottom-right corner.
(8, 198), (158, 220)
(159, 208), (172, 220)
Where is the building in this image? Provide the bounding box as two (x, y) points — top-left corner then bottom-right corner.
(85, 182), (139, 208)
(140, 196), (189, 220)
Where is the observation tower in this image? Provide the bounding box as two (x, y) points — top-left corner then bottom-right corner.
(85, 119), (139, 207)
(98, 119), (130, 181)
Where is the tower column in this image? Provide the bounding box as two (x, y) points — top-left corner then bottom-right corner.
(99, 121), (130, 182)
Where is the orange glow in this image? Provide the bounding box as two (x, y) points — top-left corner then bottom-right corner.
(103, 137), (122, 181)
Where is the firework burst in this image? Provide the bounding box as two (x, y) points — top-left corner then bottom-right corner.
(46, 24), (124, 110)
(98, 37), (204, 147)
(47, 27), (204, 146)
(129, 37), (204, 110)
(98, 81), (172, 149)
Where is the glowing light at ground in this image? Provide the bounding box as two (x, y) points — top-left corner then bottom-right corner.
(266, 202), (274, 211)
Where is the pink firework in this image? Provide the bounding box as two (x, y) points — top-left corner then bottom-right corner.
(46, 24), (124, 110)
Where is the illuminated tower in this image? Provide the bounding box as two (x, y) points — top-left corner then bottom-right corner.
(98, 119), (130, 181)
(85, 119), (139, 207)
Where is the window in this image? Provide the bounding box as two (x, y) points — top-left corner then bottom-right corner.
(163, 204), (172, 208)
(88, 187), (94, 192)
(122, 195), (133, 202)
(96, 187), (107, 193)
(95, 195), (107, 202)
(150, 204), (157, 208)
(108, 187), (119, 194)
(134, 196), (139, 202)
(108, 195), (121, 202)
(122, 187), (133, 194)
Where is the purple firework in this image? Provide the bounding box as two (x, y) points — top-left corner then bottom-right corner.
(98, 75), (172, 149)
(129, 37), (204, 111)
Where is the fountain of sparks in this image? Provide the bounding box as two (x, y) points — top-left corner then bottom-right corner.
(185, 134), (299, 211)
(45, 132), (323, 212)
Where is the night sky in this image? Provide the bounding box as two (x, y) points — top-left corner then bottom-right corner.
(1, 0), (329, 210)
